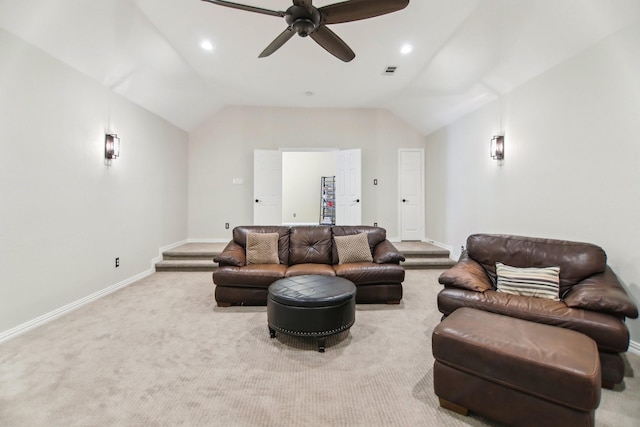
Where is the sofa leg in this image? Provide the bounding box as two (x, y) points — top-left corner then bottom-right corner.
(439, 398), (469, 416)
(217, 301), (232, 307)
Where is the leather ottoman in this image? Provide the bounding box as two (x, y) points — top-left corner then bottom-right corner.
(267, 275), (356, 352)
(432, 308), (601, 427)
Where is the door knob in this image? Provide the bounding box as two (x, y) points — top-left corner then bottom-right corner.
(354, 199), (360, 203)
(255, 199), (260, 203)
(402, 199), (407, 202)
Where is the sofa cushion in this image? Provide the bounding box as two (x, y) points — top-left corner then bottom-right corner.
(288, 226), (333, 265)
(213, 265), (287, 288)
(466, 234), (607, 296)
(334, 233), (373, 264)
(334, 262), (405, 284)
(285, 264), (336, 277)
(437, 287), (631, 353)
(496, 263), (560, 301)
(246, 232), (280, 265)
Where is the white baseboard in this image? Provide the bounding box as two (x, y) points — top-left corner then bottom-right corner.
(0, 238), (189, 345)
(0, 268), (153, 344)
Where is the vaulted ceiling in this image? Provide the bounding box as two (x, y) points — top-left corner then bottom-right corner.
(1, 0), (639, 134)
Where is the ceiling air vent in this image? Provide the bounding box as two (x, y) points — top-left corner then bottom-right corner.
(382, 66), (398, 76)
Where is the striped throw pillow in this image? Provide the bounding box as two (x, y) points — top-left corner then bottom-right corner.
(496, 263), (560, 301)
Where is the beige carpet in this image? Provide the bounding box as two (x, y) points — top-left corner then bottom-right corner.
(1, 270), (639, 426)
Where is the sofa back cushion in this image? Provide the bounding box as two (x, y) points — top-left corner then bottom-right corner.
(466, 234), (607, 296)
(289, 226), (333, 265)
(232, 226), (290, 265)
(331, 226), (386, 264)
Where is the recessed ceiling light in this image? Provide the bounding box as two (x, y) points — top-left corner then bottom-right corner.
(200, 40), (214, 51)
(400, 44), (413, 55)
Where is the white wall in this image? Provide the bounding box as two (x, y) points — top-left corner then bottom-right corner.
(282, 151), (337, 224)
(424, 22), (640, 342)
(188, 106), (426, 240)
(0, 29), (188, 334)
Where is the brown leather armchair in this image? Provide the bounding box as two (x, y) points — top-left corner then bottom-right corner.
(437, 233), (638, 389)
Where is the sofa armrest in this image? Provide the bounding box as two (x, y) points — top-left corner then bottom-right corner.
(213, 241), (246, 267)
(563, 266), (638, 319)
(373, 240), (405, 264)
(438, 251), (494, 292)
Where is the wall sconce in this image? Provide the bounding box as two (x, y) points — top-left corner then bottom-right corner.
(105, 133), (120, 160)
(490, 135), (504, 160)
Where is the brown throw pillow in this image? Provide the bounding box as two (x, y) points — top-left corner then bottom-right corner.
(334, 233), (373, 264)
(246, 233), (279, 265)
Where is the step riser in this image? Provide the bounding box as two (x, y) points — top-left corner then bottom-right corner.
(156, 267), (218, 272)
(402, 265), (453, 270)
(156, 265), (450, 272)
(163, 255), (215, 260)
(156, 247), (454, 272)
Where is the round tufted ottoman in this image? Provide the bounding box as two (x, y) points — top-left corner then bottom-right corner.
(267, 275), (356, 352)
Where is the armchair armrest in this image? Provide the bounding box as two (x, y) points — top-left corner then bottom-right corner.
(213, 241), (246, 267)
(438, 251), (494, 292)
(563, 266), (638, 319)
(373, 240), (405, 264)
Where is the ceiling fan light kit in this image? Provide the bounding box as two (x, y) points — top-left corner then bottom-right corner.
(201, 0), (409, 62)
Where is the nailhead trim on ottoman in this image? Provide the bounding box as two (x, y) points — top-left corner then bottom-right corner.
(267, 275), (356, 352)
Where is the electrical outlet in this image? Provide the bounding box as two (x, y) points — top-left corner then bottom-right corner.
(115, 257), (120, 268)
(225, 223), (229, 229)
(373, 222), (378, 227)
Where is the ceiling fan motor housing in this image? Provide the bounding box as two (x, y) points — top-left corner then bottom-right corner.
(286, 5), (321, 37)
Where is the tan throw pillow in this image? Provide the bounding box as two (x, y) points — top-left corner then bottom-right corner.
(496, 262), (560, 301)
(334, 233), (373, 264)
(246, 233), (280, 265)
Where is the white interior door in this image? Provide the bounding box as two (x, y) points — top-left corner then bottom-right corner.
(399, 149), (424, 240)
(254, 149), (282, 225)
(336, 149), (361, 225)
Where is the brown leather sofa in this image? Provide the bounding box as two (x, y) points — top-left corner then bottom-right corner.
(437, 233), (638, 389)
(213, 225), (405, 307)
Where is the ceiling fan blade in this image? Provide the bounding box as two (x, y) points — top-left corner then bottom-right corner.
(320, 0), (409, 25)
(293, 0), (314, 15)
(200, 0), (285, 18)
(259, 28), (296, 58)
(309, 26), (355, 62)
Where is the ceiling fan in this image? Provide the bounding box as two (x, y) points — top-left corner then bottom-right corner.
(201, 0), (410, 62)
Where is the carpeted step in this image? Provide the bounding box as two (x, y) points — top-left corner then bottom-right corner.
(155, 242), (456, 272)
(155, 259), (218, 272)
(401, 257), (456, 269)
(401, 248), (452, 258)
(161, 250), (220, 260)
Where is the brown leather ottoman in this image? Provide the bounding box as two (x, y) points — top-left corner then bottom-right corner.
(267, 275), (356, 352)
(432, 308), (601, 427)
